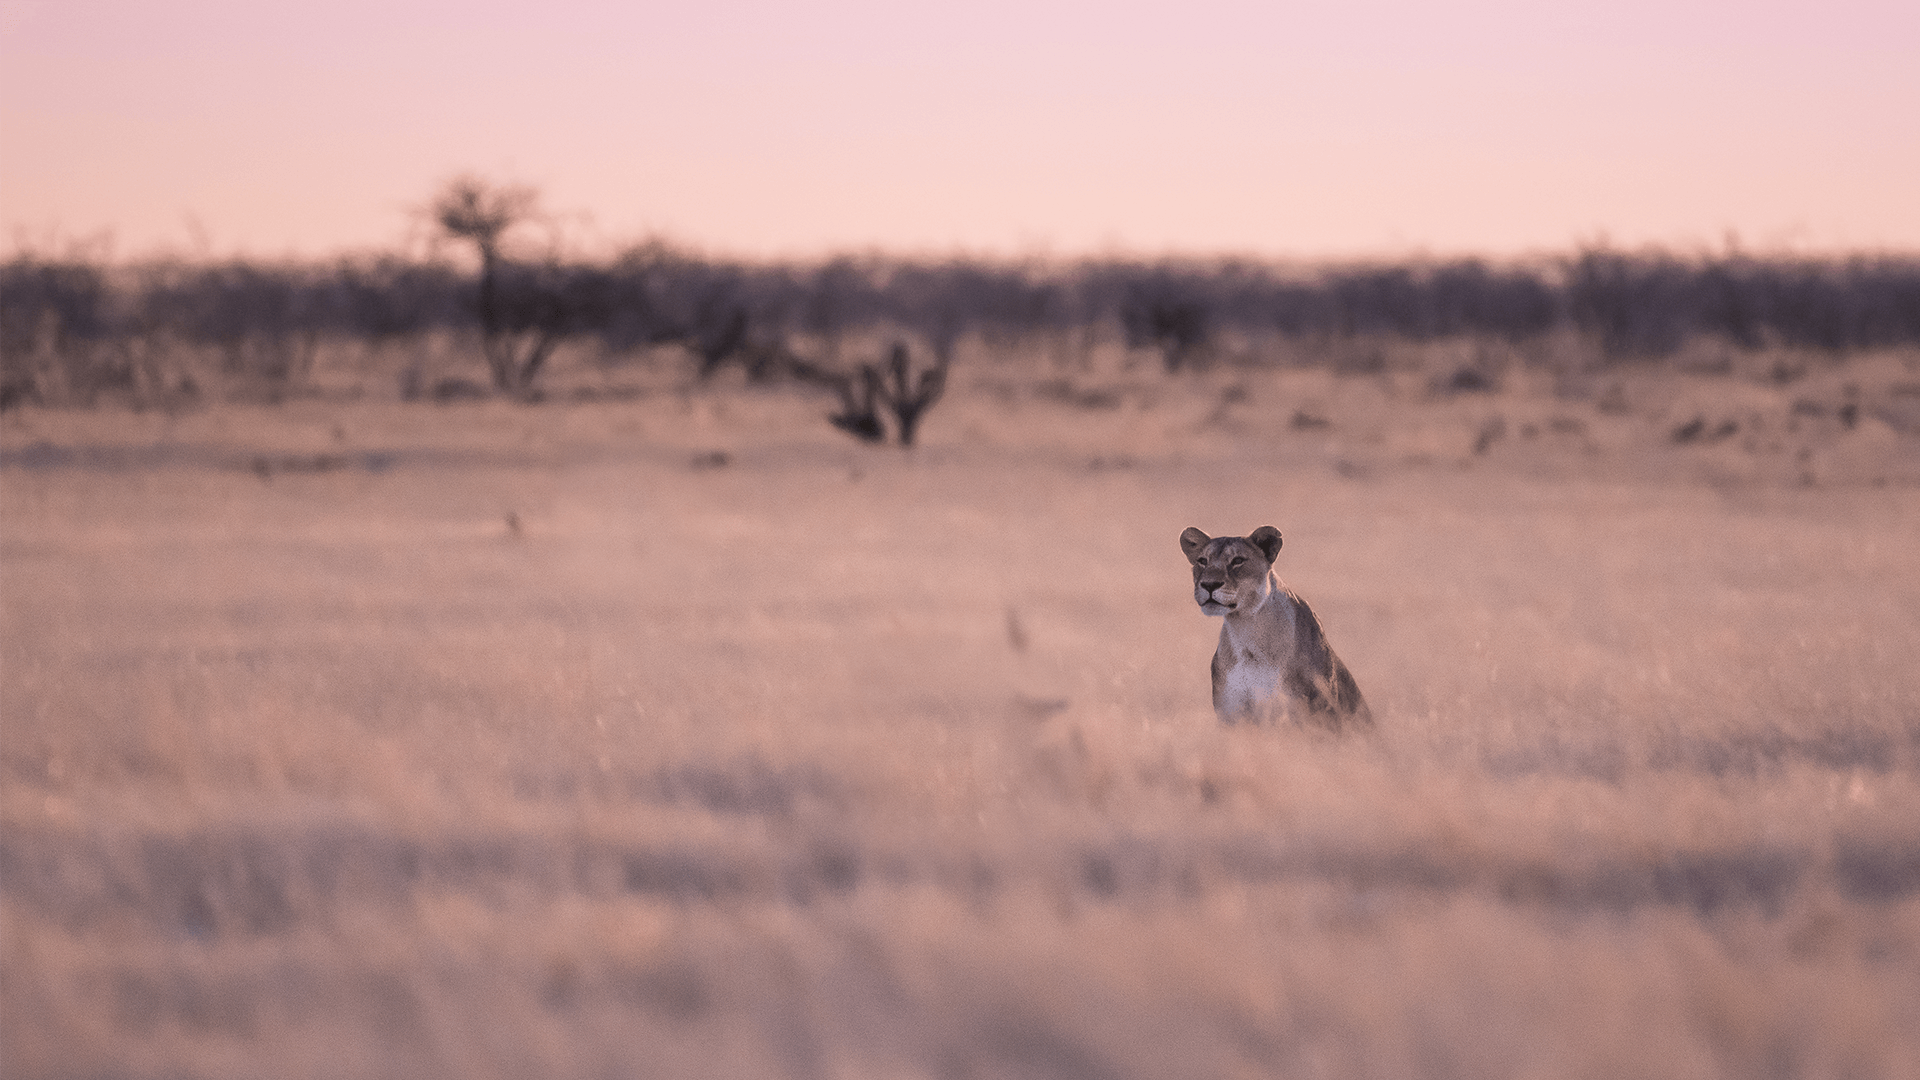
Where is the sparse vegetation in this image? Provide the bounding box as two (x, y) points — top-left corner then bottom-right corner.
(4, 179), (1920, 1078)
(5, 388), (1919, 1077)
(792, 340), (949, 446)
(430, 176), (576, 396)
(6, 188), (1918, 424)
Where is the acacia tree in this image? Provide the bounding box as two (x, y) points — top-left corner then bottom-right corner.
(432, 176), (568, 394)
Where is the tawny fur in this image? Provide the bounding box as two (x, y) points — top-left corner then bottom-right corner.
(1180, 525), (1372, 728)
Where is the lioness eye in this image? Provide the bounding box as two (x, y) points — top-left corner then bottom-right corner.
(1196, 558), (1208, 567)
(1229, 556), (1245, 568)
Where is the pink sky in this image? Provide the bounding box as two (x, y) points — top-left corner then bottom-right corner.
(2, 0), (1916, 260)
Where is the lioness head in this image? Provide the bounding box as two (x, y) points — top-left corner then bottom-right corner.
(1180, 526), (1283, 615)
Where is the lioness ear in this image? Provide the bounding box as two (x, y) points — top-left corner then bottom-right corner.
(1179, 527), (1211, 562)
(1249, 526), (1283, 563)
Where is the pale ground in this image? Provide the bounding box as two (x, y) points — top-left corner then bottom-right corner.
(4, 342), (1920, 1079)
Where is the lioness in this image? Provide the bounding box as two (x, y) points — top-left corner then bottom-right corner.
(1181, 525), (1372, 728)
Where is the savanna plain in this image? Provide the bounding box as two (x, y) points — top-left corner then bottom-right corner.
(5, 340), (1920, 1080)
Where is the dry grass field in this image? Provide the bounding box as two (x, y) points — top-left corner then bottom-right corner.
(4, 343), (1920, 1079)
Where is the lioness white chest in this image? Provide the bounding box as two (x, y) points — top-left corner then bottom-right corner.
(1214, 590), (1301, 720)
(1218, 657), (1284, 716)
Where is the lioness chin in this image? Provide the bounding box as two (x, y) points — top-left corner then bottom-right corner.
(1180, 525), (1372, 728)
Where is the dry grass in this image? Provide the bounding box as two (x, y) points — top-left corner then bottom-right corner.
(4, 347), (1920, 1079)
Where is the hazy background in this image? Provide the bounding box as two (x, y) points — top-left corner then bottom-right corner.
(7, 3), (1920, 1078)
(4, 0), (1919, 258)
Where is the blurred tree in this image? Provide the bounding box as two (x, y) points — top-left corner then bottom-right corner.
(432, 176), (569, 394)
(790, 341), (946, 446)
(1113, 266), (1212, 372)
(0, 256), (109, 407)
(875, 340), (947, 446)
